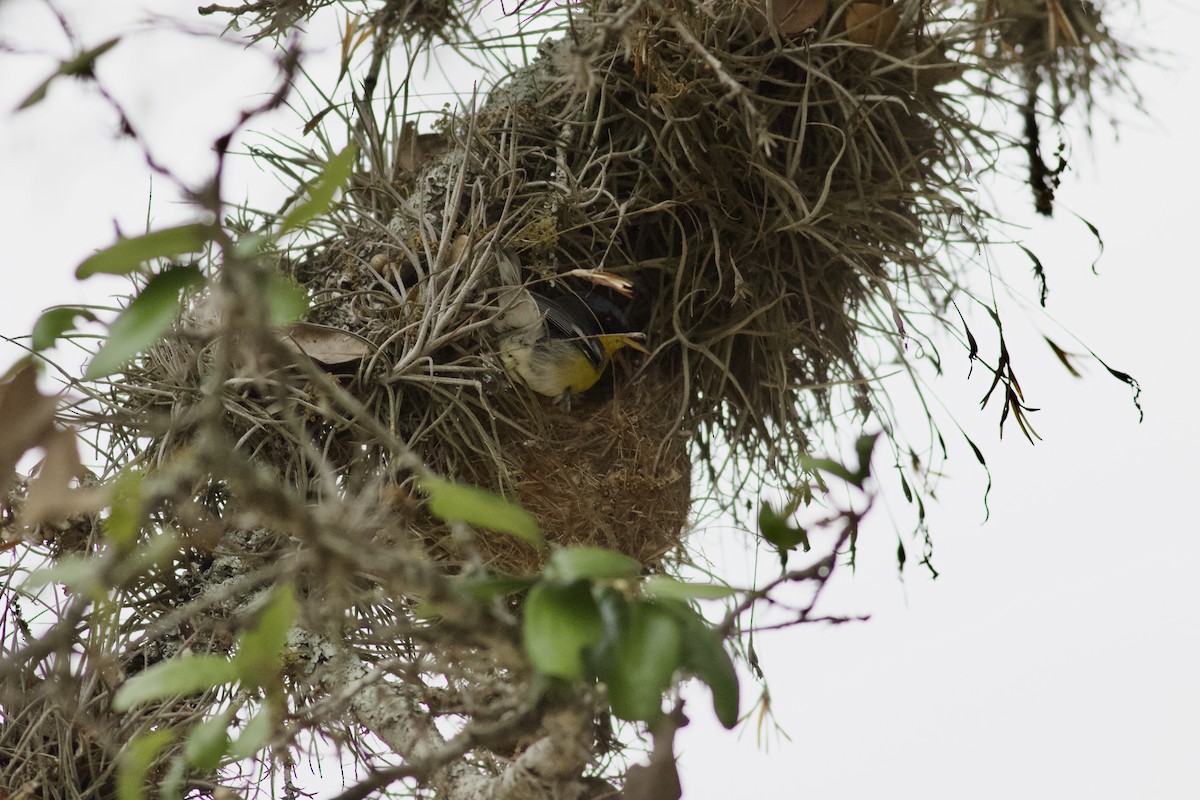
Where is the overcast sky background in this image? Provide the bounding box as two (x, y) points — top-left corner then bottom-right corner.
(1, 1), (1196, 798)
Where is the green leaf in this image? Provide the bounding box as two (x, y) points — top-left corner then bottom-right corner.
(32, 306), (99, 351)
(112, 655), (237, 711)
(459, 574), (538, 605)
(76, 224), (213, 278)
(797, 454), (858, 487)
(279, 145), (357, 233)
(184, 709), (233, 772)
(104, 470), (144, 548)
(117, 729), (174, 800)
(546, 546), (641, 583)
(422, 477), (544, 552)
(523, 581), (603, 679)
(232, 232), (269, 260)
(18, 37), (120, 110)
(853, 432), (882, 484)
(758, 502), (809, 565)
(600, 600), (682, 722)
(23, 555), (102, 593)
(263, 272), (310, 327)
(160, 755), (186, 800)
(85, 265), (205, 379)
(640, 576), (736, 602)
(61, 37), (122, 75)
(228, 707), (273, 759)
(111, 529), (181, 587)
(234, 584), (296, 687)
(673, 605), (740, 729)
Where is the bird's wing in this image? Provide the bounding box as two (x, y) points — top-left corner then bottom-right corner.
(531, 292), (606, 367)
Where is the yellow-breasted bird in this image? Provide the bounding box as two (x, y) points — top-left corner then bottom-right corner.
(498, 289), (648, 409)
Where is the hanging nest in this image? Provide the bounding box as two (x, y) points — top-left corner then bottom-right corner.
(89, 0), (1137, 578)
(0, 1), (1144, 797)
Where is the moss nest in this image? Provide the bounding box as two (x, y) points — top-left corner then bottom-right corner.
(99, 0), (1135, 576)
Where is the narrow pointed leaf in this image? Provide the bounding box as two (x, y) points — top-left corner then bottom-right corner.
(423, 477), (544, 551)
(641, 576), (736, 601)
(279, 145), (357, 233)
(112, 655), (237, 710)
(32, 307), (99, 351)
(235, 584), (296, 687)
(184, 709), (233, 771)
(547, 546), (641, 583)
(76, 224), (213, 278)
(117, 729), (175, 800)
(17, 38), (120, 110)
(85, 265), (205, 379)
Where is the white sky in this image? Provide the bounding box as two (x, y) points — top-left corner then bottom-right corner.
(1, 1), (1196, 798)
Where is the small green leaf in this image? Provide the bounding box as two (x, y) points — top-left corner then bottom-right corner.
(423, 477), (544, 552)
(117, 729), (174, 800)
(523, 581), (603, 679)
(672, 605), (740, 729)
(32, 306), (99, 351)
(24, 555), (102, 592)
(112, 655), (237, 711)
(232, 232), (269, 259)
(546, 546), (641, 583)
(160, 755), (186, 800)
(263, 272), (310, 327)
(235, 584), (296, 687)
(111, 529), (181, 587)
(76, 224), (213, 278)
(797, 455), (858, 487)
(758, 502), (809, 566)
(279, 145), (357, 233)
(104, 470), (144, 548)
(184, 709), (233, 772)
(17, 77), (52, 111)
(85, 265), (205, 379)
(17, 37), (120, 110)
(62, 37), (122, 75)
(228, 707), (273, 759)
(600, 600), (682, 723)
(641, 576), (736, 602)
(853, 432), (882, 483)
(459, 574), (538, 604)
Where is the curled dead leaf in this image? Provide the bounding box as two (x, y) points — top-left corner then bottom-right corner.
(623, 705), (687, 800)
(0, 365), (59, 498)
(22, 427), (105, 525)
(284, 322), (373, 366)
(768, 0), (829, 36)
(398, 122), (449, 173)
(845, 2), (902, 48)
(439, 234), (470, 269)
(561, 269), (635, 297)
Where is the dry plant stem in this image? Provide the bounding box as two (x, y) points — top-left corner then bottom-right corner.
(306, 632), (598, 800)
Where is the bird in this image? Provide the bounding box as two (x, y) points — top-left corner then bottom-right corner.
(497, 289), (648, 409)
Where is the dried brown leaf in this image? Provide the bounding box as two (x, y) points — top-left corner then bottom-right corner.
(561, 269), (635, 297)
(769, 0), (828, 36)
(284, 322), (373, 365)
(0, 365), (59, 498)
(22, 427), (105, 524)
(845, 2), (902, 48)
(398, 122), (448, 173)
(623, 706), (687, 800)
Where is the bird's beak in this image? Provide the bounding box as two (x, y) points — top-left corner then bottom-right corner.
(617, 333), (650, 354)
